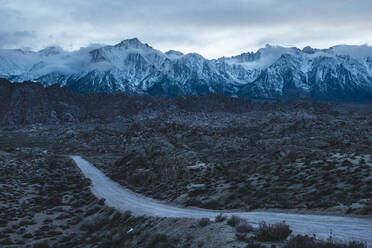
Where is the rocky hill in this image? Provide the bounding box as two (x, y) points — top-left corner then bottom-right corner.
(0, 78), (339, 125)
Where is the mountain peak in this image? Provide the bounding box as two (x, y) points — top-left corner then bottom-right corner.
(183, 53), (205, 61)
(302, 46), (315, 54)
(38, 46), (64, 56)
(265, 44), (272, 48)
(230, 51), (261, 62)
(114, 38), (149, 49)
(165, 50), (184, 58)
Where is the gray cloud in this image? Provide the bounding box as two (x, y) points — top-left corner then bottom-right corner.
(0, 31), (36, 48)
(0, 0), (371, 58)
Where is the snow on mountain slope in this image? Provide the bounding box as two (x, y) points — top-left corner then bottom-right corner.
(165, 50), (184, 59)
(1, 39), (372, 101)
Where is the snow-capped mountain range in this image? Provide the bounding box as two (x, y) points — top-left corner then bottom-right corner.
(1, 38), (372, 101)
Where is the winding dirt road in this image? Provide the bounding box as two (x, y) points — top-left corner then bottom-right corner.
(71, 155), (372, 245)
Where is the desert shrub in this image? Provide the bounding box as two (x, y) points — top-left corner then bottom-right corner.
(98, 198), (106, 205)
(342, 160), (353, 167)
(81, 215), (109, 233)
(215, 213), (226, 222)
(345, 241), (368, 248)
(47, 156), (58, 169)
(198, 218), (210, 227)
(238, 184), (250, 194)
(194, 240), (204, 248)
(186, 234), (193, 241)
(32, 241), (49, 248)
(245, 241), (265, 248)
(150, 233), (168, 243)
(254, 221), (292, 242)
(84, 206), (101, 217)
(45, 195), (62, 206)
(361, 205), (372, 215)
(284, 235), (367, 248)
(284, 235), (316, 248)
(236, 220), (254, 233)
(286, 151), (297, 162)
(203, 200), (219, 209)
(236, 233), (247, 241)
(227, 215), (242, 227)
(128, 173), (149, 186)
(366, 179), (372, 186)
(187, 198), (202, 207)
(147, 233), (175, 248)
(188, 189), (204, 197)
(121, 210), (132, 221)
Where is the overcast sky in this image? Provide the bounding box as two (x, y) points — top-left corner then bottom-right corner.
(1, 0), (372, 58)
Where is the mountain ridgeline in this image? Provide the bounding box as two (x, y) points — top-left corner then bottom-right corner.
(1, 39), (372, 101)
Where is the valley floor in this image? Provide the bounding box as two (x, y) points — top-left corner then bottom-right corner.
(0, 100), (371, 247)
